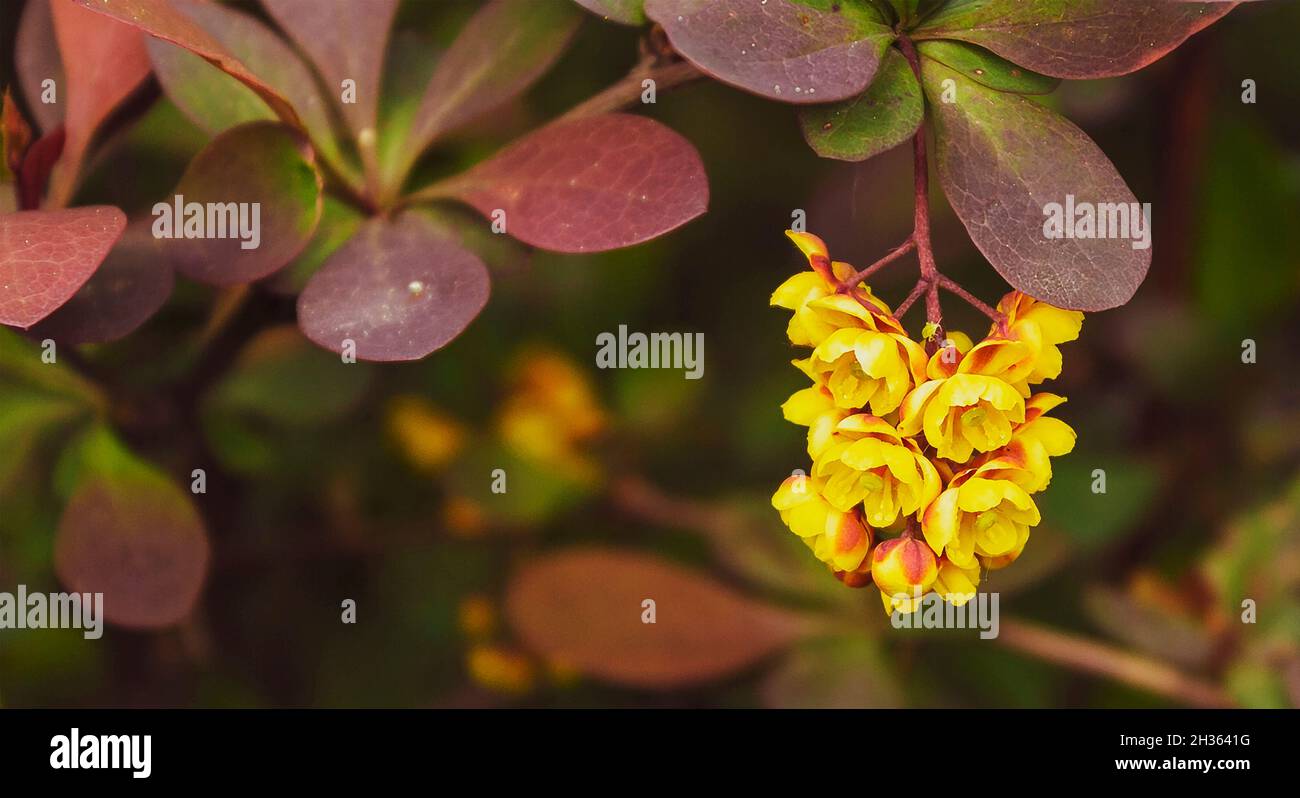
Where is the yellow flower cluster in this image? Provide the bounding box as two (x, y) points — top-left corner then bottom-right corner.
(771, 232), (1082, 614)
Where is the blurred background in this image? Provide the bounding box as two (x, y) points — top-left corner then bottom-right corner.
(0, 0), (1297, 708)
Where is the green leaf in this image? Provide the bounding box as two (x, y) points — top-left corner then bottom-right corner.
(574, 0), (647, 25)
(920, 57), (1150, 311)
(385, 0), (583, 188)
(0, 387), (86, 496)
(446, 441), (592, 528)
(0, 326), (105, 410)
(53, 425), (210, 629)
(1034, 457), (1160, 550)
(913, 0), (1236, 80)
(760, 635), (902, 708)
(799, 47), (922, 162)
(144, 0), (351, 181)
(916, 40), (1059, 95)
(1194, 115), (1300, 330)
(206, 325), (375, 427)
(166, 121), (323, 285)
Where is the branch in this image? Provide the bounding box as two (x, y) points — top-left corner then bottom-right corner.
(998, 617), (1235, 708)
(558, 59), (704, 123)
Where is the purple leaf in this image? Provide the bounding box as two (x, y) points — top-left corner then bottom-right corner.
(297, 212), (491, 362)
(16, 0), (66, 134)
(71, 0), (302, 127)
(0, 206), (126, 328)
(921, 57), (1151, 311)
(29, 221), (174, 344)
(145, 1), (351, 179)
(261, 0), (400, 139)
(54, 427), (209, 630)
(443, 113), (708, 253)
(644, 0), (894, 103)
(389, 0), (582, 185)
(47, 0), (152, 207)
(165, 122), (323, 285)
(913, 0), (1237, 80)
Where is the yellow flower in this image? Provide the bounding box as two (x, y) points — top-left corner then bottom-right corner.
(872, 536), (938, 614)
(498, 348), (607, 483)
(972, 393), (1076, 493)
(812, 414), (941, 528)
(467, 644), (536, 695)
(772, 474), (873, 571)
(806, 327), (927, 414)
(781, 382), (849, 460)
(386, 395), (467, 472)
(899, 373), (1026, 463)
(924, 330), (974, 380)
(922, 468), (1040, 571)
(771, 231), (895, 347)
(994, 291), (1084, 387)
(934, 557), (981, 606)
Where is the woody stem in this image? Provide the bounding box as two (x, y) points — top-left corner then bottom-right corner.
(890, 36), (1007, 338)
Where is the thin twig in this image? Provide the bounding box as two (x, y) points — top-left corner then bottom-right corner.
(558, 59), (704, 123)
(839, 238), (915, 290)
(895, 279), (930, 319)
(998, 618), (1235, 708)
(938, 275), (1003, 326)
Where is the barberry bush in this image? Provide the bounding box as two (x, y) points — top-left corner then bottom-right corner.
(0, 0), (1296, 709)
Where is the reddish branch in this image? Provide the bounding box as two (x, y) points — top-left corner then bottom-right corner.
(838, 36), (1005, 339)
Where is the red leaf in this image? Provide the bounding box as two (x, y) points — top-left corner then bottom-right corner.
(261, 0), (399, 139)
(297, 212), (491, 362)
(0, 206), (126, 328)
(444, 113), (707, 253)
(29, 221), (174, 344)
(54, 428), (209, 630)
(17, 127), (65, 211)
(16, 0), (66, 134)
(389, 0), (582, 185)
(164, 122), (323, 285)
(913, 0), (1237, 80)
(47, 0), (152, 207)
(922, 57), (1151, 311)
(645, 0), (895, 103)
(506, 547), (813, 688)
(71, 0), (302, 128)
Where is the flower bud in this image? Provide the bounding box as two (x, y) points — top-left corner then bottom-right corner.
(871, 535), (938, 614)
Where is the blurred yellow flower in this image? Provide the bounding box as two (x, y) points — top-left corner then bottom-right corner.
(386, 395), (466, 472)
(457, 595), (498, 639)
(467, 644), (536, 695)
